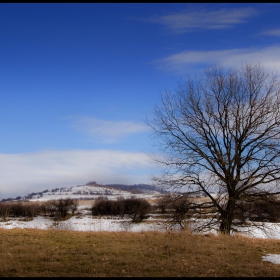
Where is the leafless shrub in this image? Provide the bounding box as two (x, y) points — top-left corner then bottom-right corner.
(91, 197), (151, 222)
(0, 202), (11, 220)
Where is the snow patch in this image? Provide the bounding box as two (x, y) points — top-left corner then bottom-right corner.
(262, 254), (280, 265)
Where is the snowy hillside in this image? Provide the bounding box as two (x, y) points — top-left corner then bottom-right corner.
(26, 184), (161, 202)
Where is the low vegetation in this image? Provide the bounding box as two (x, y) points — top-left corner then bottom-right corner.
(2, 197), (280, 276)
(91, 197), (151, 222)
(1, 228), (280, 277)
(0, 199), (78, 221)
(0, 197), (152, 224)
(2, 195), (280, 231)
(156, 193), (280, 232)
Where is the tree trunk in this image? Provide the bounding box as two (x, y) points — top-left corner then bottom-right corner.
(219, 215), (232, 234)
(219, 198), (235, 235)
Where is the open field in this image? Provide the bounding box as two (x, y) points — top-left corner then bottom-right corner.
(2, 198), (280, 276)
(1, 228), (280, 277)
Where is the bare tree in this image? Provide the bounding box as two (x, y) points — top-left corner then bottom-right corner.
(147, 63), (280, 235)
(69, 199), (78, 215)
(0, 202), (11, 220)
(55, 198), (76, 219)
(162, 193), (193, 231)
(157, 193), (173, 214)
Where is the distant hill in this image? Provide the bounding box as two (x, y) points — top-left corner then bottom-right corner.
(1, 181), (166, 202)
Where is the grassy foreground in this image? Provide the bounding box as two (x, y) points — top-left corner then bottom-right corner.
(1, 228), (280, 277)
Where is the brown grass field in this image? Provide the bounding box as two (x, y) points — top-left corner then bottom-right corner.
(1, 227), (280, 277)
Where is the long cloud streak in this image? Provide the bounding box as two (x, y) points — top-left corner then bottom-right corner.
(154, 46), (280, 74)
(259, 28), (280, 36)
(70, 117), (150, 143)
(0, 150), (158, 199)
(148, 7), (257, 33)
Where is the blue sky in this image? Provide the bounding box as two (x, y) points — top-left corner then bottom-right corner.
(1, 3), (280, 198)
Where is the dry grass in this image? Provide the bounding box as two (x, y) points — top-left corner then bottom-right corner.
(76, 200), (95, 206)
(1, 228), (280, 277)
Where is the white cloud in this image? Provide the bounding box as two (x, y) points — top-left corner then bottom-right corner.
(259, 28), (280, 36)
(148, 7), (256, 33)
(153, 46), (280, 75)
(70, 117), (150, 143)
(0, 149), (158, 199)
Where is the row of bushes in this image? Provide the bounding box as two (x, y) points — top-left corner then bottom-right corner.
(0, 197), (152, 223)
(156, 194), (280, 229)
(0, 202), (41, 219)
(91, 197), (151, 222)
(0, 198), (78, 220)
(234, 199), (280, 223)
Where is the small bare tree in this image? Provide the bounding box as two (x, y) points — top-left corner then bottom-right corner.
(55, 198), (76, 219)
(0, 202), (11, 220)
(69, 199), (78, 215)
(160, 193), (193, 231)
(157, 193), (173, 214)
(147, 63), (280, 235)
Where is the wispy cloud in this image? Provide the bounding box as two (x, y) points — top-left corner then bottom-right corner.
(148, 7), (257, 33)
(259, 28), (280, 36)
(69, 117), (150, 143)
(153, 46), (280, 75)
(0, 149), (158, 199)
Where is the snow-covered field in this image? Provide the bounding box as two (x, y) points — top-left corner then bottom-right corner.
(0, 215), (166, 232)
(0, 202), (166, 232)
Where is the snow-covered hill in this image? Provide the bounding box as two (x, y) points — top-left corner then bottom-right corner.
(26, 184), (161, 202)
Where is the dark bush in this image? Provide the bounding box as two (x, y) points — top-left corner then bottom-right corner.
(91, 198), (120, 216)
(234, 197), (280, 223)
(1, 202), (41, 218)
(23, 203), (41, 217)
(54, 198), (77, 219)
(10, 202), (24, 217)
(39, 199), (78, 219)
(91, 197), (151, 222)
(123, 198), (151, 222)
(0, 202), (11, 220)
